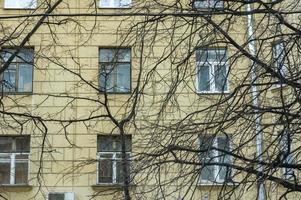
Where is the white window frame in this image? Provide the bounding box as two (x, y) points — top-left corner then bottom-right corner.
(0, 48), (34, 93)
(99, 48), (131, 93)
(97, 151), (131, 184)
(99, 0), (132, 8)
(0, 137), (30, 185)
(196, 50), (229, 93)
(4, 0), (37, 9)
(48, 192), (75, 200)
(199, 136), (231, 184)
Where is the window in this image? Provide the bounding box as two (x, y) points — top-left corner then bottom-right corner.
(280, 131), (294, 179)
(99, 48), (131, 93)
(193, 0), (223, 9)
(273, 41), (286, 81)
(0, 48), (33, 93)
(196, 49), (228, 92)
(0, 136), (30, 185)
(199, 135), (231, 183)
(99, 0), (131, 8)
(48, 192), (75, 200)
(97, 135), (131, 184)
(4, 0), (37, 9)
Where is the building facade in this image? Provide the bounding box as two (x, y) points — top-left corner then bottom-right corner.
(0, 0), (300, 199)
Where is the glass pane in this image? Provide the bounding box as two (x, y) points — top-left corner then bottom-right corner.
(15, 137), (30, 152)
(100, 0), (112, 7)
(0, 162), (10, 184)
(100, 49), (114, 62)
(209, 0), (223, 8)
(98, 135), (131, 152)
(99, 64), (114, 92)
(116, 49), (131, 62)
(98, 154), (113, 183)
(18, 49), (34, 62)
(0, 137), (13, 152)
(116, 153), (130, 183)
(198, 65), (210, 91)
(3, 66), (16, 92)
(199, 136), (216, 182)
(5, 0), (36, 8)
(217, 137), (230, 181)
(1, 49), (17, 62)
(16, 154), (29, 160)
(120, 0), (131, 7)
(98, 136), (113, 151)
(116, 64), (130, 92)
(197, 49), (227, 63)
(48, 193), (65, 200)
(201, 166), (215, 181)
(194, 0), (207, 8)
(214, 65), (227, 91)
(15, 162), (28, 184)
(18, 64), (33, 92)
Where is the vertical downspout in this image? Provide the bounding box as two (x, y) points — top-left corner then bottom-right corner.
(246, 2), (266, 200)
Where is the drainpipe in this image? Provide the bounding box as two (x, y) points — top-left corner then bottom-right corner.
(246, 2), (266, 200)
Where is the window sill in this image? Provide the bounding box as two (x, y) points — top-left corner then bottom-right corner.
(196, 91), (230, 95)
(0, 184), (32, 191)
(92, 183), (136, 190)
(1, 92), (33, 95)
(98, 6), (132, 9)
(197, 181), (236, 187)
(98, 91), (132, 95)
(270, 84), (287, 91)
(3, 7), (36, 10)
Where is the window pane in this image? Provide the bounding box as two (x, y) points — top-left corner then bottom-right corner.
(117, 49), (131, 62)
(116, 64), (130, 92)
(214, 65), (227, 91)
(2, 66), (16, 92)
(98, 135), (131, 152)
(100, 0), (112, 7)
(98, 154), (113, 183)
(48, 193), (65, 200)
(15, 137), (30, 152)
(201, 166), (215, 181)
(15, 162), (28, 184)
(100, 64), (114, 92)
(4, 0), (36, 9)
(18, 49), (34, 63)
(1, 49), (17, 62)
(217, 137), (230, 181)
(120, 0), (131, 7)
(116, 153), (130, 183)
(0, 161), (10, 184)
(280, 132), (294, 178)
(198, 65), (210, 91)
(100, 49), (115, 62)
(18, 64), (33, 92)
(99, 0), (131, 7)
(197, 49), (227, 63)
(0, 137), (13, 152)
(194, 0), (208, 8)
(209, 0), (223, 8)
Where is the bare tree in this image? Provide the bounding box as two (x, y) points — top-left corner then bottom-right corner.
(0, 0), (301, 199)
